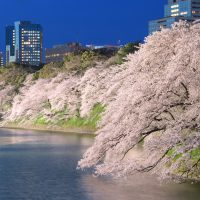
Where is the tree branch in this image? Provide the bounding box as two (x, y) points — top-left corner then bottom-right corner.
(121, 127), (166, 160)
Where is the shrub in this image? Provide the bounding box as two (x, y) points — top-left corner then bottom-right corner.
(117, 42), (140, 64)
(0, 64), (30, 91)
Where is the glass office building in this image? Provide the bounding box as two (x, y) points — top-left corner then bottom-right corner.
(6, 21), (43, 66)
(6, 25), (15, 64)
(0, 52), (3, 67)
(149, 0), (200, 34)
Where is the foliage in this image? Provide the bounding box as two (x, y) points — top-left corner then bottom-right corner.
(0, 64), (29, 90)
(117, 42), (140, 64)
(33, 50), (107, 80)
(190, 148), (200, 162)
(32, 62), (63, 80)
(64, 50), (105, 73)
(104, 42), (140, 66)
(80, 51), (96, 69)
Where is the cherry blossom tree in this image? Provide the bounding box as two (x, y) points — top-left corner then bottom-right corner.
(7, 73), (81, 122)
(0, 83), (15, 117)
(78, 21), (200, 182)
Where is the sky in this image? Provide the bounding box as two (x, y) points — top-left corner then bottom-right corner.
(0, 0), (167, 51)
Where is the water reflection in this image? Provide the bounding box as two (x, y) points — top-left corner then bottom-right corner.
(82, 174), (200, 200)
(0, 128), (199, 200)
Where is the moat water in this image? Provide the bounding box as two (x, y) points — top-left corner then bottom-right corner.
(0, 128), (199, 200)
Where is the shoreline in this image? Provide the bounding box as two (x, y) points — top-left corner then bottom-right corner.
(1, 126), (200, 183)
(0, 124), (95, 136)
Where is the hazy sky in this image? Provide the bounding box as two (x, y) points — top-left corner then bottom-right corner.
(0, 0), (167, 51)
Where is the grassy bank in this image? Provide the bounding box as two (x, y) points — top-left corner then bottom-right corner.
(32, 103), (105, 130)
(1, 103), (105, 136)
(1, 124), (95, 136)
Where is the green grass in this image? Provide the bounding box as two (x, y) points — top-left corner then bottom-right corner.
(190, 148), (200, 161)
(173, 153), (183, 162)
(34, 115), (49, 125)
(56, 103), (105, 130)
(167, 147), (183, 162)
(167, 149), (175, 157)
(168, 146), (200, 163)
(167, 146), (200, 176)
(32, 103), (105, 130)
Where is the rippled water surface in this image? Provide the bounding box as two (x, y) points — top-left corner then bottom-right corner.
(0, 128), (199, 200)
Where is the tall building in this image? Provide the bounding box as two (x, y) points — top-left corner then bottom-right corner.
(149, 0), (200, 34)
(6, 26), (15, 64)
(0, 52), (3, 67)
(6, 21), (43, 66)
